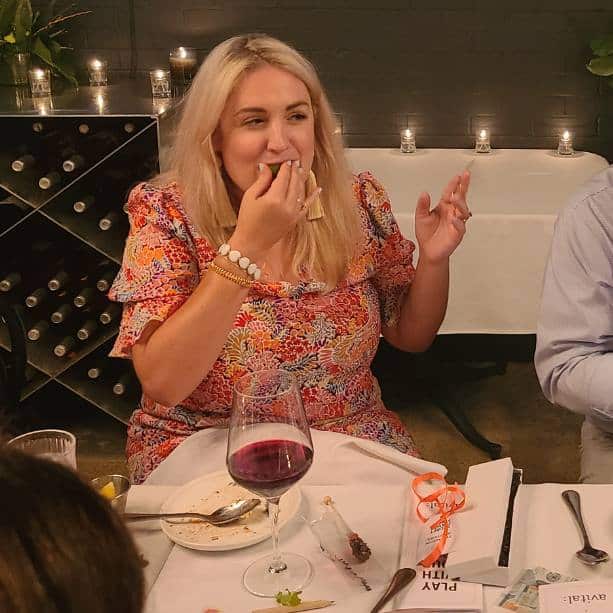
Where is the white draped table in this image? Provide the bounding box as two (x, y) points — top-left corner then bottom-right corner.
(128, 429), (613, 612)
(346, 148), (609, 334)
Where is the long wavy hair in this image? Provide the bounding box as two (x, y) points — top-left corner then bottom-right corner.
(161, 34), (361, 289)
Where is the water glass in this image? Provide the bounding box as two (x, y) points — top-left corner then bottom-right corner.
(6, 429), (77, 470)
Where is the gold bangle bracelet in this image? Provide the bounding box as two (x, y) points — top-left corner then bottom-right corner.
(209, 261), (252, 288)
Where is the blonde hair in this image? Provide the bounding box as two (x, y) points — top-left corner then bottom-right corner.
(162, 34), (361, 289)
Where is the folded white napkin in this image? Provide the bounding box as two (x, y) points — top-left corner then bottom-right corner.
(126, 485), (177, 592)
(336, 438), (448, 477)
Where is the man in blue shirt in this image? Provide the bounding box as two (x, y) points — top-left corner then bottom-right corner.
(535, 166), (613, 484)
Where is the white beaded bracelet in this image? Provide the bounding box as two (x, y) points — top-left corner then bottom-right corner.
(218, 243), (262, 281)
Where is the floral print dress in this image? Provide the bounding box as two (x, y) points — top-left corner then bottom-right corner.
(109, 172), (419, 483)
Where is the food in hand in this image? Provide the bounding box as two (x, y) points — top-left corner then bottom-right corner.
(99, 481), (116, 500)
(269, 163), (281, 177)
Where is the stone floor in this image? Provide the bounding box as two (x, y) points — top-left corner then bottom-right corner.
(2, 336), (583, 484)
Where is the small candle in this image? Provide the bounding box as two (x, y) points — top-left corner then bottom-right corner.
(88, 59), (108, 86)
(10, 53), (30, 85)
(149, 69), (171, 98)
(400, 128), (416, 154)
(333, 113), (343, 136)
(32, 95), (53, 115)
(558, 130), (574, 156)
(169, 47), (197, 93)
(28, 67), (51, 97)
(475, 128), (491, 153)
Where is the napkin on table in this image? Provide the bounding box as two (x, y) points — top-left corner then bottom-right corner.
(126, 485), (177, 592)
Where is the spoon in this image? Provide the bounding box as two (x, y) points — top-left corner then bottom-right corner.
(561, 490), (609, 566)
(124, 498), (261, 525)
(369, 567), (416, 613)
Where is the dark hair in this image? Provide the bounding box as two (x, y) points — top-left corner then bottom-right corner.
(0, 449), (144, 613)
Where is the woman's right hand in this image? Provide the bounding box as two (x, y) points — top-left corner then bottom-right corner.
(229, 160), (321, 261)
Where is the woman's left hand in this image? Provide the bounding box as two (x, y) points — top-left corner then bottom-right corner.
(414, 170), (471, 265)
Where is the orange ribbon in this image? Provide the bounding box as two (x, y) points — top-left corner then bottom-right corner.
(411, 472), (466, 567)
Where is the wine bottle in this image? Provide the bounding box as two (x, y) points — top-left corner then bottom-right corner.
(73, 287), (96, 308)
(25, 287), (49, 308)
(27, 320), (49, 341)
(54, 335), (76, 357)
(124, 122), (136, 134)
(11, 154), (35, 172)
(76, 319), (98, 341)
(87, 361), (105, 379)
(62, 154), (85, 173)
(32, 121), (44, 133)
(78, 123), (90, 135)
(95, 270), (116, 292)
(0, 272), (21, 292)
(38, 171), (61, 190)
(98, 210), (120, 231)
(99, 302), (121, 325)
(50, 303), (73, 324)
(73, 195), (95, 213)
(112, 372), (135, 396)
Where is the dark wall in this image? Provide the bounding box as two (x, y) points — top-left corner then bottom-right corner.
(64, 1), (613, 159)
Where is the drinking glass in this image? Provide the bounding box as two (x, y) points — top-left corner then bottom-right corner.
(227, 369), (314, 596)
(6, 429), (77, 470)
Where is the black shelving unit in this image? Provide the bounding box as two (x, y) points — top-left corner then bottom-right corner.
(0, 81), (180, 424)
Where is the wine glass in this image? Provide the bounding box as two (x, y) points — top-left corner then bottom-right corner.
(227, 369), (314, 597)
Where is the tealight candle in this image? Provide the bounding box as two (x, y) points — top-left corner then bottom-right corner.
(475, 128), (491, 154)
(149, 69), (171, 98)
(88, 59), (108, 86)
(169, 47), (197, 93)
(400, 128), (416, 154)
(333, 114), (343, 136)
(557, 130), (574, 156)
(28, 67), (51, 97)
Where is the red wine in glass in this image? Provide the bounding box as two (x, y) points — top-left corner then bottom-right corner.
(228, 439), (313, 499)
(226, 369), (314, 597)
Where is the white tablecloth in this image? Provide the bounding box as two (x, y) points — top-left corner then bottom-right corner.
(130, 428), (613, 612)
(346, 148), (610, 334)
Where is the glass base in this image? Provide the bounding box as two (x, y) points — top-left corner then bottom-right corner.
(243, 551), (313, 597)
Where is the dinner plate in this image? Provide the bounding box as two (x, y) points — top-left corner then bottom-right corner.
(159, 469), (302, 551)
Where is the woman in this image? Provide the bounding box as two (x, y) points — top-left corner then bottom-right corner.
(110, 34), (471, 483)
(0, 449), (144, 613)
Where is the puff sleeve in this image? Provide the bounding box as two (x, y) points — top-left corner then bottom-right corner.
(357, 172), (416, 327)
(108, 183), (199, 358)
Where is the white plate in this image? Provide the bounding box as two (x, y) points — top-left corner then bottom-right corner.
(159, 469), (302, 551)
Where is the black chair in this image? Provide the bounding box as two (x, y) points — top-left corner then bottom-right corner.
(0, 296), (26, 411)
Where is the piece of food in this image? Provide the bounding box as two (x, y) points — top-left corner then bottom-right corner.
(269, 163), (281, 177)
(99, 481), (116, 500)
(275, 590), (302, 606)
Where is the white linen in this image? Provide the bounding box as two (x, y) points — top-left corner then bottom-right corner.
(125, 485), (177, 592)
(139, 428), (613, 612)
(345, 148), (609, 334)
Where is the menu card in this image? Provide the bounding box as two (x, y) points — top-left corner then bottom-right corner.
(393, 559), (483, 612)
(538, 581), (613, 613)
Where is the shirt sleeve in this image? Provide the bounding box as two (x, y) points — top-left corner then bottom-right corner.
(108, 183), (199, 358)
(535, 183), (613, 432)
(357, 172), (416, 327)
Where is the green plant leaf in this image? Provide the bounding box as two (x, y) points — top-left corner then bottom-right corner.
(33, 36), (77, 86)
(13, 0), (32, 46)
(590, 34), (613, 57)
(0, 0), (17, 37)
(587, 55), (613, 77)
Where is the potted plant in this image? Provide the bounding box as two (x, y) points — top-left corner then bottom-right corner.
(587, 34), (613, 88)
(0, 0), (91, 86)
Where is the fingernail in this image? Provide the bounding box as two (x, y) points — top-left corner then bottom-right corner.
(286, 160), (292, 166)
(257, 163), (264, 172)
(294, 159), (302, 168)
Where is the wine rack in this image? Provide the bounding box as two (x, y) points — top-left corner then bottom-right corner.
(0, 82), (179, 424)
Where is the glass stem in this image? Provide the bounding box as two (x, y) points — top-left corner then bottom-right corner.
(267, 496), (287, 574)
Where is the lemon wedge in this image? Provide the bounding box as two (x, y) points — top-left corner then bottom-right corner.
(99, 481), (116, 500)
